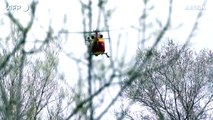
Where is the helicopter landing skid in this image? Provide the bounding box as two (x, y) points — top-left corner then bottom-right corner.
(102, 53), (110, 58)
(92, 53), (110, 58)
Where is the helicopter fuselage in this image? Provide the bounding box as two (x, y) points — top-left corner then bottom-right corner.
(91, 37), (105, 56)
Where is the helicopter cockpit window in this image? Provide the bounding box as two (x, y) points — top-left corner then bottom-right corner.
(91, 35), (94, 39)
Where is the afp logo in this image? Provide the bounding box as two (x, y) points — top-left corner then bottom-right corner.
(6, 4), (29, 12)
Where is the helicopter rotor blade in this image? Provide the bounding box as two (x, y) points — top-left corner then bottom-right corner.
(59, 27), (125, 34)
(59, 30), (94, 34)
(97, 27), (125, 32)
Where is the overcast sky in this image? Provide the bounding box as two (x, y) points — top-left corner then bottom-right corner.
(1, 0), (212, 55)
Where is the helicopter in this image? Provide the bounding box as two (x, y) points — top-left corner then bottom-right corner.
(60, 29), (111, 58)
(87, 30), (110, 58)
